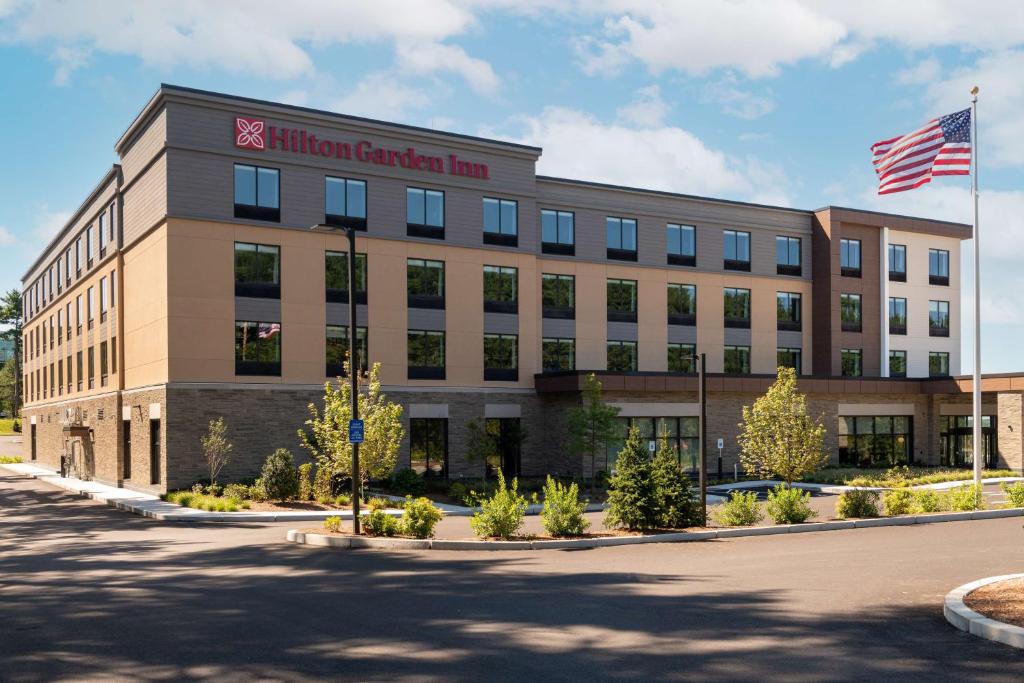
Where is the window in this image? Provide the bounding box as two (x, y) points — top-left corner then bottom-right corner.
(668, 343), (696, 373)
(150, 419), (161, 486)
(483, 198), (518, 246)
(86, 225), (94, 266)
(76, 295), (82, 334)
(724, 230), (751, 271)
(840, 238), (861, 277)
(408, 330), (445, 380)
(87, 287), (95, 329)
(724, 287), (751, 328)
(929, 351), (950, 377)
(122, 416), (131, 480)
(100, 340), (108, 387)
(111, 337), (117, 374)
(87, 345), (95, 389)
(778, 348), (802, 374)
(889, 350), (907, 378)
(65, 248), (71, 284)
(607, 340), (638, 372)
(542, 274), (575, 319)
(484, 333), (518, 381)
(667, 284), (696, 325)
(324, 177), (367, 229)
(889, 297), (907, 335)
(724, 345), (751, 374)
(607, 278), (638, 322)
(542, 338), (575, 372)
(889, 244), (907, 282)
(483, 266), (518, 314)
(410, 418), (447, 478)
(841, 293), (862, 332)
(777, 292), (801, 331)
(234, 242), (281, 298)
(99, 212), (107, 255)
(49, 316), (54, 349)
(326, 325), (368, 377)
(56, 257), (62, 293)
(100, 276), (108, 323)
(667, 223), (696, 266)
(58, 359), (63, 396)
(929, 249), (950, 286)
(234, 164), (280, 221)
(776, 236), (801, 276)
(606, 217), (638, 261)
(839, 415), (912, 467)
(110, 270), (116, 309)
(406, 187), (444, 237)
(75, 237), (82, 275)
(606, 416), (702, 473)
(541, 209), (575, 255)
(66, 354), (71, 393)
(66, 303), (71, 340)
(841, 349), (862, 377)
(407, 259), (445, 309)
(325, 251), (367, 304)
(57, 309), (62, 344)
(929, 300), (950, 337)
(234, 321), (282, 376)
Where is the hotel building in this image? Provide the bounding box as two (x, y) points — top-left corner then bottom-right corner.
(18, 85), (1024, 492)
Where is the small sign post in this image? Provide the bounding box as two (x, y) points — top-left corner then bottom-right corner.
(349, 419), (364, 444)
(648, 440), (656, 454)
(717, 439), (725, 479)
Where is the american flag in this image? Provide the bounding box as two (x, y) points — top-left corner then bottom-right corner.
(871, 108), (972, 194)
(258, 323), (281, 339)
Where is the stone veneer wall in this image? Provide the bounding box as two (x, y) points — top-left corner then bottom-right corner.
(21, 392), (122, 486)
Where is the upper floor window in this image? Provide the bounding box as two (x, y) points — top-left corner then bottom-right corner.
(841, 349), (862, 377)
(777, 292), (801, 331)
(407, 259), (445, 309)
(777, 347), (802, 374)
(929, 300), (950, 337)
(668, 343), (696, 374)
(56, 257), (62, 293)
(929, 351), (950, 377)
(75, 237), (82, 275)
(929, 248), (950, 286)
(889, 350), (907, 378)
(840, 238), (861, 277)
(86, 225), (94, 266)
(667, 283), (696, 326)
(889, 297), (907, 335)
(776, 236), (801, 276)
(406, 187), (444, 238)
(541, 210), (574, 255)
(76, 295), (82, 333)
(724, 345), (751, 375)
(841, 293), (862, 332)
(326, 325), (368, 377)
(667, 223), (696, 266)
(87, 287), (95, 329)
(408, 330), (445, 380)
(235, 321), (281, 376)
(483, 198), (518, 247)
(99, 212), (107, 255)
(484, 333), (518, 381)
(234, 242), (281, 298)
(724, 230), (751, 271)
(607, 340), (638, 372)
(483, 266), (518, 314)
(889, 244), (907, 282)
(607, 278), (638, 322)
(724, 287), (751, 328)
(234, 164), (280, 222)
(606, 217), (638, 261)
(542, 274), (574, 319)
(542, 338), (575, 372)
(99, 276), (108, 323)
(325, 177), (367, 230)
(325, 251), (367, 304)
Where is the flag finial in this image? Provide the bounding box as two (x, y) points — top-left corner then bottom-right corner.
(971, 85), (979, 96)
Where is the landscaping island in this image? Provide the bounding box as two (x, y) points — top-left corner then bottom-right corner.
(965, 577), (1024, 628)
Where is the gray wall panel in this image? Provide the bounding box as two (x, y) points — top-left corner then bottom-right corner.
(483, 312), (518, 335)
(607, 321), (638, 342)
(235, 297), (281, 322)
(542, 318), (576, 338)
(408, 308), (445, 331)
(668, 325), (697, 344)
(724, 327), (752, 346)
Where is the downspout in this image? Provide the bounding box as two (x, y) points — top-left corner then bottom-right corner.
(881, 227), (889, 377)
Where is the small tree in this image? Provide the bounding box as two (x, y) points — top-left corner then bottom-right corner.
(568, 374), (621, 491)
(737, 367), (828, 486)
(298, 361), (404, 489)
(650, 437), (699, 528)
(200, 417), (233, 487)
(0, 289), (23, 418)
(604, 426), (657, 531)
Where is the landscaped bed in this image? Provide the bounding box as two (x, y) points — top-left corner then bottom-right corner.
(799, 466), (1019, 488)
(964, 577), (1024, 628)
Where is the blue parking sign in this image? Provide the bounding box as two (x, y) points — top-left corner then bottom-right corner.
(348, 419), (364, 444)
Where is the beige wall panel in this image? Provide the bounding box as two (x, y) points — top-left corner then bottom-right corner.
(363, 240), (409, 386)
(123, 224), (169, 387)
(696, 278), (725, 372)
(637, 269), (668, 371)
(281, 236), (326, 383)
(445, 255), (485, 386)
(574, 266), (608, 370)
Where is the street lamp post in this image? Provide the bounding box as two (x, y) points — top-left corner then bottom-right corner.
(696, 353), (707, 525)
(347, 227), (361, 535)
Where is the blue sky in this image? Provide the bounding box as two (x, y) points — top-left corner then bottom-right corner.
(2, 1), (1023, 371)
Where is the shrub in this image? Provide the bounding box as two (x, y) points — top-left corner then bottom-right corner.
(913, 488), (946, 513)
(949, 483), (986, 512)
(651, 441), (699, 528)
(13, 419), (21, 433)
(166, 490), (243, 512)
(313, 464), (334, 501)
(206, 483), (223, 498)
(333, 493), (352, 507)
(298, 463), (314, 500)
(248, 478), (269, 503)
(364, 509), (400, 537)
(223, 483), (249, 501)
(835, 489), (880, 519)
(191, 482), (205, 495)
(0, 456), (22, 464)
(391, 468), (425, 496)
(323, 516), (342, 533)
(540, 476), (589, 537)
(261, 449), (300, 501)
(713, 490), (764, 527)
(401, 496), (444, 538)
(604, 426), (658, 531)
(1002, 481), (1024, 508)
(447, 481), (468, 504)
(766, 484), (816, 524)
(470, 472), (528, 539)
(883, 488), (914, 516)
(366, 497), (393, 512)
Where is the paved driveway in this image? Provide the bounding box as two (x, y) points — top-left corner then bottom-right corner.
(1, 471), (1022, 682)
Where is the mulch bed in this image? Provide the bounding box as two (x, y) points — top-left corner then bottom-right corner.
(964, 577), (1024, 628)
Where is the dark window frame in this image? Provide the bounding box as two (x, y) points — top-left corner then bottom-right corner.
(724, 229), (751, 271)
(777, 291), (802, 331)
(234, 320), (282, 376)
(607, 278), (638, 323)
(889, 244), (907, 282)
(668, 342), (697, 374)
(929, 351), (950, 377)
(406, 187), (445, 238)
(408, 329), (446, 380)
(484, 333), (519, 381)
(325, 251), (368, 304)
(889, 350), (907, 378)
(483, 265), (518, 314)
(841, 293), (862, 332)
(407, 258), (446, 310)
(840, 238), (862, 278)
(606, 216), (638, 261)
(542, 337), (576, 372)
(889, 297), (907, 335)
(724, 345), (751, 375)
(324, 176), (368, 231)
(841, 348), (863, 377)
(929, 300), (950, 337)
(724, 287), (751, 328)
(326, 324), (368, 377)
(541, 209), (575, 255)
(667, 223), (696, 267)
(929, 248), (950, 286)
(234, 242), (282, 299)
(483, 197), (518, 247)
(542, 273), (575, 319)
(776, 235), (802, 276)
(606, 340), (638, 373)
(777, 347), (802, 374)
(667, 283), (696, 326)
(410, 418), (448, 478)
(234, 164), (281, 222)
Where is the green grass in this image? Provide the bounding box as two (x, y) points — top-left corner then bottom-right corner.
(0, 456), (23, 464)
(163, 490), (251, 512)
(0, 418), (19, 435)
(804, 466), (1017, 488)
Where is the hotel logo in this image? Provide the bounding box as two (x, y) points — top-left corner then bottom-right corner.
(234, 117), (265, 150)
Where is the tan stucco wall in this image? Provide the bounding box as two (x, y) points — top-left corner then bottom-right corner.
(123, 223), (169, 388)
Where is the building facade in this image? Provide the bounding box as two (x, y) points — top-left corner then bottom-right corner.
(18, 84), (1023, 492)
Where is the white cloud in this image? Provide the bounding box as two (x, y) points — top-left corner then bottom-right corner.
(0, 226), (16, 245)
(701, 74), (775, 119)
(49, 45), (90, 86)
(490, 106), (790, 205)
(895, 58), (942, 85)
(615, 85), (668, 127)
(31, 206), (73, 242)
(330, 72), (432, 121)
(395, 41), (500, 95)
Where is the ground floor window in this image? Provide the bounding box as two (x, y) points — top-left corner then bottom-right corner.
(939, 415), (996, 468)
(410, 418), (447, 478)
(838, 415), (912, 466)
(484, 418), (523, 480)
(605, 416), (700, 474)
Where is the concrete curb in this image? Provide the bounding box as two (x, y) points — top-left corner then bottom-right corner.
(944, 573), (1024, 650)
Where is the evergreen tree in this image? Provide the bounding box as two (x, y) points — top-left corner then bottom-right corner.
(651, 437), (699, 528)
(604, 426), (657, 531)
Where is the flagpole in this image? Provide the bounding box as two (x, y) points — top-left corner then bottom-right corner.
(971, 86), (982, 491)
